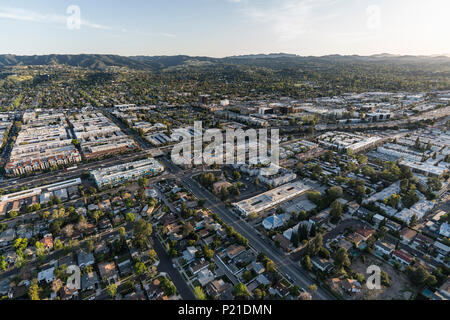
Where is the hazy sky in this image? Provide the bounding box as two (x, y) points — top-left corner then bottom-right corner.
(0, 0), (449, 57)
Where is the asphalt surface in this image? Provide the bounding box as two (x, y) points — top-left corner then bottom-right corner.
(181, 175), (335, 300)
(152, 235), (196, 300)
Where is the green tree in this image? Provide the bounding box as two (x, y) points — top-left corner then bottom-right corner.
(234, 283), (250, 298)
(309, 284), (318, 292)
(28, 279), (41, 300)
(107, 283), (118, 299)
(302, 255), (313, 271)
(330, 200), (343, 224)
(334, 248), (351, 269)
(135, 261), (147, 275)
(194, 286), (207, 300)
(126, 212), (135, 223)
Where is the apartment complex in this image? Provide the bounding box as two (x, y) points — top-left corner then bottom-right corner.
(373, 129), (449, 177)
(69, 112), (137, 160)
(318, 131), (383, 154)
(5, 111), (81, 176)
(91, 158), (165, 188)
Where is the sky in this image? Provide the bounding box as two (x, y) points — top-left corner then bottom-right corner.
(0, 0), (449, 57)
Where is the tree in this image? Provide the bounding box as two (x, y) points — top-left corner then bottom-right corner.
(357, 154), (368, 165)
(203, 245), (214, 261)
(126, 212), (135, 223)
(266, 259), (276, 273)
(194, 286), (207, 300)
(119, 227), (126, 238)
(381, 271), (391, 287)
(302, 255), (313, 271)
(409, 215), (419, 227)
(198, 199), (206, 207)
(0, 255), (7, 271)
(318, 247), (331, 260)
(427, 177), (442, 192)
(291, 232), (299, 248)
(254, 288), (264, 300)
(28, 279), (41, 300)
(312, 234), (323, 255)
(232, 170), (242, 180)
(243, 271), (254, 283)
(327, 186), (343, 201)
(330, 200), (343, 224)
(407, 266), (436, 288)
(234, 283), (250, 298)
(355, 273), (365, 283)
(9, 210), (18, 219)
(308, 284), (318, 292)
(402, 189), (419, 209)
(107, 283), (118, 299)
(135, 261), (147, 275)
(54, 239), (63, 250)
(334, 248), (350, 269)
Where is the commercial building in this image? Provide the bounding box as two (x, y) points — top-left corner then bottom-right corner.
(233, 181), (311, 216)
(91, 158), (165, 188)
(0, 179), (82, 216)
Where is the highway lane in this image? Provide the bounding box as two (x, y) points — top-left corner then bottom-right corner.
(0, 148), (170, 191)
(181, 176), (335, 300)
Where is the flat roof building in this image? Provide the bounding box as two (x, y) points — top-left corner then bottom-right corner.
(233, 181), (311, 216)
(91, 158), (164, 188)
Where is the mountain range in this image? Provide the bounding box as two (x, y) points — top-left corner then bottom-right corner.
(0, 53), (449, 71)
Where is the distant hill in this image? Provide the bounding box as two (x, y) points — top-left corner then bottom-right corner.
(0, 53), (449, 71)
(0, 54), (148, 70)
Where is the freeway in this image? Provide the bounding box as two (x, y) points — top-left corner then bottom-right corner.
(180, 175), (336, 300)
(0, 148), (169, 192)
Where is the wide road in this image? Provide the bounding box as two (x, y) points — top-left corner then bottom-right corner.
(181, 175), (335, 300)
(0, 148), (168, 191)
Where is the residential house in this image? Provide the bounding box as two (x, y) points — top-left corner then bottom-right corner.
(189, 259), (209, 276)
(274, 233), (291, 252)
(311, 257), (334, 273)
(183, 246), (198, 263)
(37, 267), (55, 284)
(205, 279), (233, 300)
(81, 271), (99, 292)
(340, 278), (362, 294)
(98, 261), (119, 285)
(40, 234), (54, 251)
(197, 268), (215, 286)
(434, 241), (450, 256)
(392, 250), (414, 266)
(400, 228), (418, 243)
(374, 240), (395, 256)
(226, 244), (245, 260)
(413, 234), (434, 251)
(77, 250), (95, 269)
